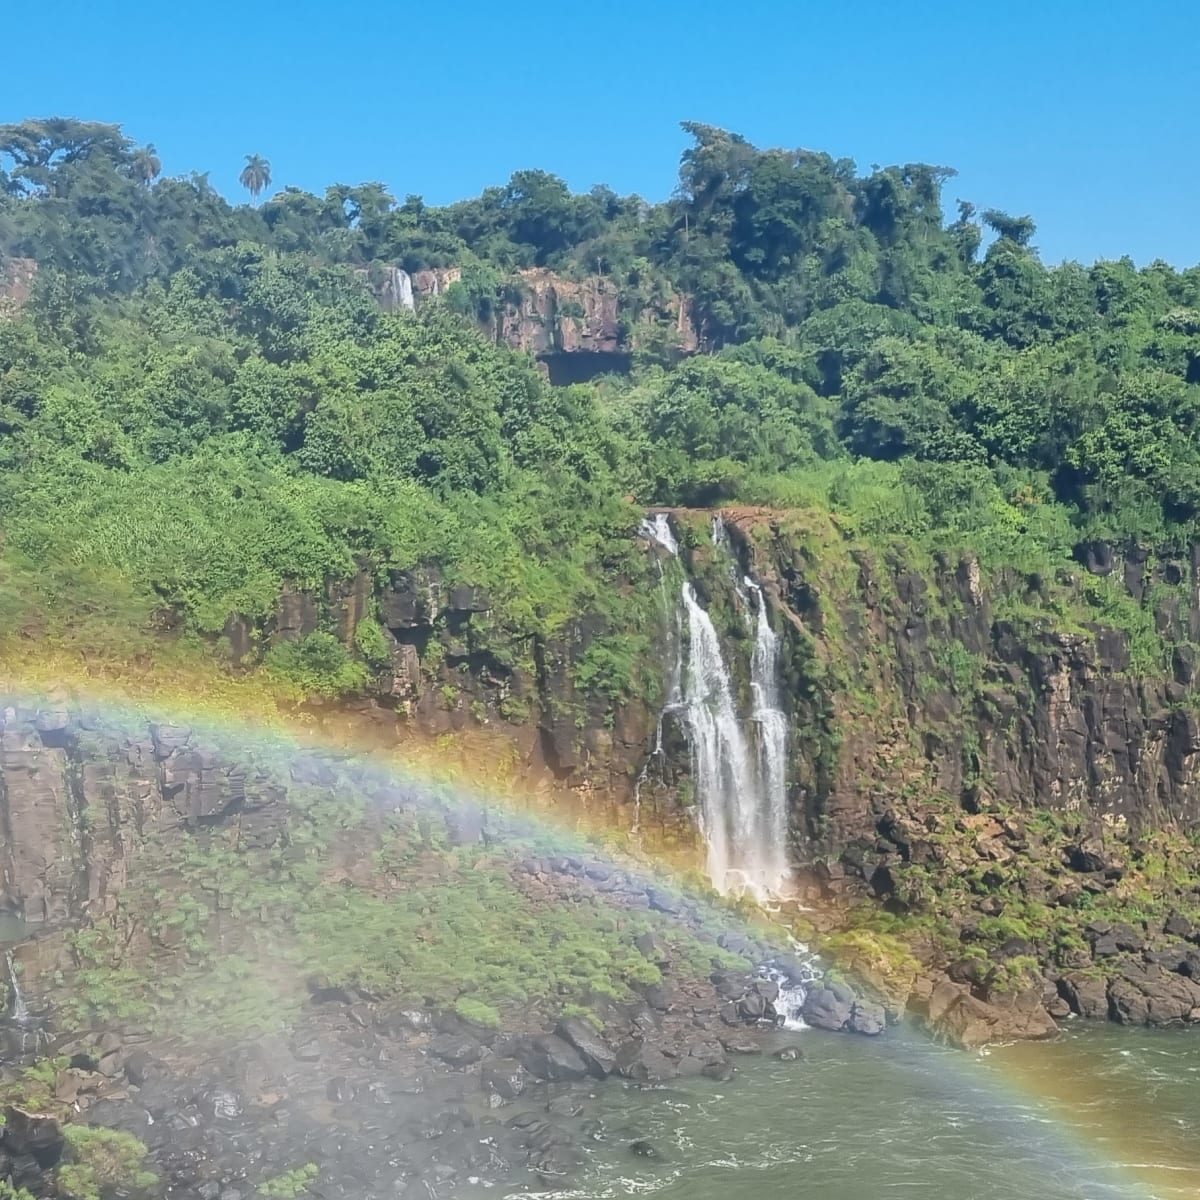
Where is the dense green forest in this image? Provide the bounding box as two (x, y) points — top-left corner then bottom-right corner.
(3, 116), (1200, 694)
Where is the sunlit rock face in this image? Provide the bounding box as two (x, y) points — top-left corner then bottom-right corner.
(0, 257), (37, 313)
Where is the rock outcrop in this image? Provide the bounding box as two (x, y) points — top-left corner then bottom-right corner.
(0, 258), (37, 313)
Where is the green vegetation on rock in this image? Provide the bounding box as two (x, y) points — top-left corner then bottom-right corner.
(3, 116), (1200, 709)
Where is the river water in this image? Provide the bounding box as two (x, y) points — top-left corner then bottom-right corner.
(526, 1024), (1200, 1200)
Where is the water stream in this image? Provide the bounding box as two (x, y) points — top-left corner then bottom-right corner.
(518, 1026), (1200, 1200)
(641, 514), (791, 899)
(4, 950), (28, 1024)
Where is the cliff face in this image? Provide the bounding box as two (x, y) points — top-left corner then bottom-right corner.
(368, 264), (699, 372)
(7, 510), (1200, 1040)
(0, 257), (37, 313)
(8, 512), (1200, 922)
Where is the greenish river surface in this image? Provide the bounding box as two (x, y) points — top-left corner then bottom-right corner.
(527, 1024), (1200, 1200)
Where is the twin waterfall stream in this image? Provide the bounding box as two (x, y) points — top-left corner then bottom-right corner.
(641, 513), (791, 902)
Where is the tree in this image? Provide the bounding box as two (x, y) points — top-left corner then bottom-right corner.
(983, 209), (1037, 247)
(240, 154), (272, 204)
(130, 144), (161, 186)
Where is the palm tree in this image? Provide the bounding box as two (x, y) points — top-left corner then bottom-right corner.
(130, 144), (161, 186)
(239, 154), (272, 204)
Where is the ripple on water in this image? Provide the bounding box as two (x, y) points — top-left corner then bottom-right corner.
(554, 1028), (1198, 1200)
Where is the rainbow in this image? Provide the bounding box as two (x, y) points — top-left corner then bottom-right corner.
(2, 660), (1199, 1197)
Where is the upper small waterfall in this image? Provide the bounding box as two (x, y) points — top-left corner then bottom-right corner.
(380, 267), (415, 312)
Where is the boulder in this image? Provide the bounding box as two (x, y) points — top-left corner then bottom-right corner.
(1163, 912), (1194, 939)
(554, 1017), (616, 1078)
(517, 1035), (589, 1082)
(647, 888), (684, 916)
(2, 1108), (63, 1168)
(429, 1034), (485, 1068)
(925, 982), (1057, 1048)
(848, 1000), (886, 1036)
(613, 1039), (678, 1083)
(801, 984), (855, 1032)
(1108, 963), (1200, 1027)
(481, 1060), (528, 1100)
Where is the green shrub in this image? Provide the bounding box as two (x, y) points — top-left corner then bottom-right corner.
(258, 1165), (319, 1198)
(353, 616), (391, 667)
(59, 1126), (158, 1200)
(264, 632), (368, 697)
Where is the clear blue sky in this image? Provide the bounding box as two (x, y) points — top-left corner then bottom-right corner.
(4, 0), (1198, 266)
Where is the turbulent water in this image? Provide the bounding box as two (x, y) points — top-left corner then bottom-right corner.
(522, 1026), (1200, 1200)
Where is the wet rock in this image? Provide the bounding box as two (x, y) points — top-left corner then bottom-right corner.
(517, 1035), (589, 1082)
(554, 1017), (616, 1078)
(481, 1060), (527, 1100)
(613, 1039), (678, 1083)
(326, 1076), (356, 1103)
(2, 1108), (64, 1168)
(736, 992), (771, 1022)
(429, 1034), (485, 1067)
(701, 1060), (734, 1081)
(375, 1005), (433, 1037)
(753, 979), (780, 1004)
(926, 981), (1057, 1048)
(721, 1039), (762, 1055)
(801, 984), (855, 1032)
(770, 954), (813, 985)
(1108, 963), (1200, 1026)
(647, 888), (684, 916)
(202, 1087), (244, 1122)
(1046, 995), (1072, 1019)
(848, 1000), (886, 1036)
(712, 970), (755, 1000)
(289, 1035), (322, 1062)
(774, 1046), (803, 1061)
(637, 982), (674, 1012)
(123, 1049), (167, 1087)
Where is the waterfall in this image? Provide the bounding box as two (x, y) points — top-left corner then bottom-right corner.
(397, 269), (415, 312)
(381, 267), (415, 312)
(748, 582), (791, 891)
(681, 583), (766, 898)
(5, 951), (28, 1024)
(637, 513), (791, 899)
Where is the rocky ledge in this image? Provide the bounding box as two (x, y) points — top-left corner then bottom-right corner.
(1, 842), (881, 1200)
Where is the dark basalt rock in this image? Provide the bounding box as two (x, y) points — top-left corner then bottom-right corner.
(848, 1000), (886, 1036)
(481, 1060), (528, 1100)
(428, 1034), (485, 1068)
(2, 1108), (64, 1168)
(554, 1017), (617, 1078)
(613, 1039), (678, 1083)
(517, 1035), (589, 1082)
(801, 983), (856, 1032)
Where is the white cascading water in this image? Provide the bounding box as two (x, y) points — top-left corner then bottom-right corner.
(680, 582), (759, 894)
(638, 513), (792, 900)
(747, 581), (791, 891)
(396, 268), (415, 311)
(5, 950), (28, 1024)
